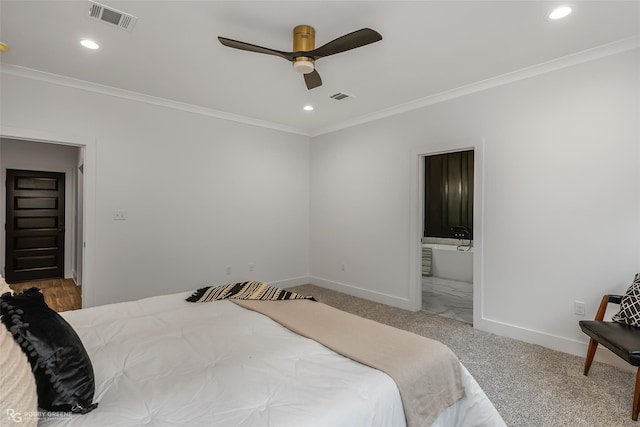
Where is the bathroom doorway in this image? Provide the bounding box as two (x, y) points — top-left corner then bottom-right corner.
(421, 149), (474, 324)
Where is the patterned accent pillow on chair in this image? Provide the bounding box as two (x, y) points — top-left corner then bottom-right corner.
(612, 273), (640, 327)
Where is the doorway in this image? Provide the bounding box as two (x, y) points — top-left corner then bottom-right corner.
(421, 149), (474, 324)
(5, 169), (65, 282)
(1, 138), (83, 290)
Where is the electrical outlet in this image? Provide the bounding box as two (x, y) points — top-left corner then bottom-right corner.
(249, 263), (254, 272)
(574, 301), (585, 316)
(113, 210), (126, 220)
(225, 265), (231, 275)
(341, 263), (345, 271)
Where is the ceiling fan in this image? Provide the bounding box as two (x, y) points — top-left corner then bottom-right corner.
(218, 25), (382, 90)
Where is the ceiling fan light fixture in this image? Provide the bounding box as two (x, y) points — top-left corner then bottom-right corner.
(293, 57), (315, 74)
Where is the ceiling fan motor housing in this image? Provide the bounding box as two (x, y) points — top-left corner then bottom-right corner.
(292, 25), (315, 74)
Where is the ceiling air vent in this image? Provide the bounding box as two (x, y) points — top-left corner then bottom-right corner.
(87, 1), (137, 31)
(329, 92), (353, 101)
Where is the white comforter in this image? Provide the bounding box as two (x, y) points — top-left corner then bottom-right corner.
(39, 292), (504, 426)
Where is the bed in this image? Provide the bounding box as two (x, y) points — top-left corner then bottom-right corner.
(2, 283), (505, 426)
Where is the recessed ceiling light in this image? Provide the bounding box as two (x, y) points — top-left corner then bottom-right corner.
(80, 39), (100, 50)
(549, 6), (572, 20)
(303, 105), (314, 111)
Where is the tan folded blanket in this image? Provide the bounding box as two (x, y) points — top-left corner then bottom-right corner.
(233, 299), (464, 427)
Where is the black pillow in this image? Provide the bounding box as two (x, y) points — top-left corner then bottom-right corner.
(0, 288), (98, 414)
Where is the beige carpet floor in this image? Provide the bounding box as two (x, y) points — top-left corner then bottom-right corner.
(289, 284), (637, 427)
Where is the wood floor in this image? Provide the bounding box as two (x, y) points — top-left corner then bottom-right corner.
(9, 278), (82, 312)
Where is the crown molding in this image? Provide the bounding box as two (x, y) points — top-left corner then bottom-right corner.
(0, 64), (311, 137)
(2, 36), (638, 139)
(310, 37), (640, 137)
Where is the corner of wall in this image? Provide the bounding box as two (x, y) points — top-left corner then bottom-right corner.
(309, 276), (416, 311)
(271, 276), (313, 289)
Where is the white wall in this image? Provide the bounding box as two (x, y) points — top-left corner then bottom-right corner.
(310, 48), (640, 358)
(0, 138), (80, 280)
(0, 72), (311, 307)
(1, 47), (638, 362)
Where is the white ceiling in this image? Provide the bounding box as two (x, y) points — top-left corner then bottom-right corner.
(1, 1), (639, 135)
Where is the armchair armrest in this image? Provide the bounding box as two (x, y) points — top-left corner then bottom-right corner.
(594, 294), (624, 321)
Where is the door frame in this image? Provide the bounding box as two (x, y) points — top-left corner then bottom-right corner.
(1, 126), (96, 307)
(409, 138), (485, 327)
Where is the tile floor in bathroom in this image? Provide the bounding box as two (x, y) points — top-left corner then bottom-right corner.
(421, 276), (473, 324)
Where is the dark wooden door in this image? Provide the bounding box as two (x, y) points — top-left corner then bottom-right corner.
(5, 169), (65, 283)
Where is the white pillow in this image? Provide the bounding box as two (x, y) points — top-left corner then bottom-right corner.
(0, 316), (38, 426)
(1, 275), (37, 425)
(0, 275), (12, 295)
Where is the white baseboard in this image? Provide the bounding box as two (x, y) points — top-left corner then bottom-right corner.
(475, 317), (636, 373)
(269, 276), (312, 289)
(308, 276), (415, 310)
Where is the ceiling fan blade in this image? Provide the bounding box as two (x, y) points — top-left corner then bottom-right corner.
(309, 28), (382, 59)
(304, 69), (322, 90)
(218, 37), (295, 61)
